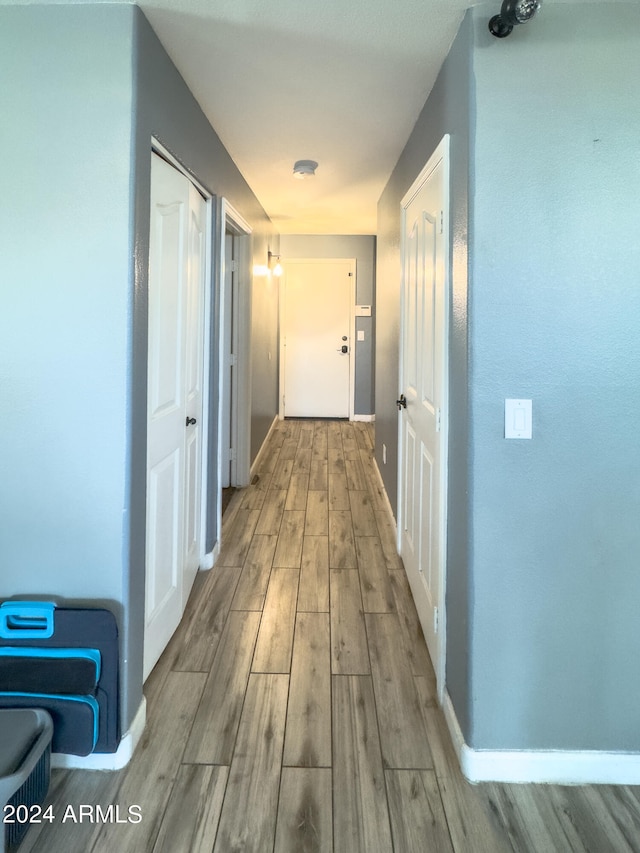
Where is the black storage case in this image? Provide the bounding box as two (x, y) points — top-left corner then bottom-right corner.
(0, 602), (119, 756)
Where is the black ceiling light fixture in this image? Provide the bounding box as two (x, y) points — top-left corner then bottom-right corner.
(489, 0), (542, 38)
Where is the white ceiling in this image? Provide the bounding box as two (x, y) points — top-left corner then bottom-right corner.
(141, 0), (472, 234)
(8, 0), (613, 234)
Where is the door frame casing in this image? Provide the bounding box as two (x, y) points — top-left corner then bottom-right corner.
(278, 257), (356, 420)
(216, 199), (252, 535)
(397, 134), (451, 702)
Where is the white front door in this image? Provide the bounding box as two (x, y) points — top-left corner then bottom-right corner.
(145, 152), (207, 680)
(399, 136), (449, 696)
(281, 259), (354, 418)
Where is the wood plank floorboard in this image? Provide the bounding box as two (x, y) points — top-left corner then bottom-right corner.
(230, 533), (278, 611)
(328, 509), (357, 568)
(309, 458), (328, 490)
(255, 488), (287, 535)
(356, 535), (395, 613)
(305, 489), (329, 536)
(285, 472), (310, 511)
(273, 509), (306, 567)
(151, 765), (228, 853)
(283, 612), (332, 768)
(298, 535), (330, 612)
(330, 569), (370, 675)
(183, 610), (261, 765)
(274, 767), (333, 853)
(27, 421), (640, 853)
(213, 673), (288, 853)
(385, 769), (454, 853)
(90, 671), (207, 853)
(252, 567), (299, 673)
(332, 675), (394, 853)
(366, 612), (433, 770)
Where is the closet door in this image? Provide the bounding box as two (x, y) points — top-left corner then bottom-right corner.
(144, 153), (205, 680)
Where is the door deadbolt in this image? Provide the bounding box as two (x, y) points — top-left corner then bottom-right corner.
(186, 416), (197, 426)
(396, 394), (407, 410)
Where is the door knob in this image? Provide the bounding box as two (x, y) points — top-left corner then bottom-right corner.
(186, 416), (197, 426)
(396, 394), (407, 410)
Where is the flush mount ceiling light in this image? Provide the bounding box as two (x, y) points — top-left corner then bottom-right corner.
(293, 159), (318, 179)
(489, 0), (542, 38)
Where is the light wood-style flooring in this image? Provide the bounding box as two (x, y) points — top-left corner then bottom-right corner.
(20, 420), (640, 852)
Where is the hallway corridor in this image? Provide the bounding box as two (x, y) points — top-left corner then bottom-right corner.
(20, 419), (640, 852)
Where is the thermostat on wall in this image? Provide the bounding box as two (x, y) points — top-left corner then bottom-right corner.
(355, 305), (372, 317)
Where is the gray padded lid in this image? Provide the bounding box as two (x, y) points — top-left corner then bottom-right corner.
(0, 709), (46, 776)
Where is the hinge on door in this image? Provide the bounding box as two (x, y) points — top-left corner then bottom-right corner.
(436, 408), (442, 432)
(229, 354), (237, 366)
(230, 260), (239, 273)
(229, 448), (237, 462)
(434, 606), (439, 634)
(439, 210), (444, 234)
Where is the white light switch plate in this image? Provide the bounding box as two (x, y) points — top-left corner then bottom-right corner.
(357, 330), (365, 341)
(505, 399), (532, 439)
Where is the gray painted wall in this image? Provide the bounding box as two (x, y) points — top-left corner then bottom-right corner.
(0, 4), (278, 731)
(280, 235), (376, 416)
(376, 2), (640, 753)
(0, 3), (135, 719)
(468, 2), (640, 751)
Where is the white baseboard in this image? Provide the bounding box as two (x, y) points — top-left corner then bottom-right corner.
(52, 696), (146, 771)
(352, 414), (375, 422)
(200, 550), (214, 570)
(442, 691), (640, 785)
(250, 415), (279, 479)
(372, 455), (397, 533)
(200, 541), (220, 571)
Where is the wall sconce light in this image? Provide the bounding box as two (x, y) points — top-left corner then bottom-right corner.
(268, 250), (283, 277)
(293, 160), (318, 179)
(489, 0), (542, 37)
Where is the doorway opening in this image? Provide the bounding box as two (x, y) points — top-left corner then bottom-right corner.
(216, 200), (252, 539)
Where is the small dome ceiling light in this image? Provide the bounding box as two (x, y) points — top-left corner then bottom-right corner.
(293, 159), (318, 179)
(489, 0), (542, 38)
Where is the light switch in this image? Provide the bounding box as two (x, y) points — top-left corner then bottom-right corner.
(505, 399), (532, 439)
(357, 330), (365, 341)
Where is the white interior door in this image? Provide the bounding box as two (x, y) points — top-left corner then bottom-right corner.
(183, 182), (206, 599)
(145, 152), (206, 680)
(399, 136), (449, 696)
(221, 232), (238, 488)
(281, 259), (354, 418)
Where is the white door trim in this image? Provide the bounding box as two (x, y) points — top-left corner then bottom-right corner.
(217, 199), (252, 543)
(278, 258), (356, 420)
(397, 134), (450, 703)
